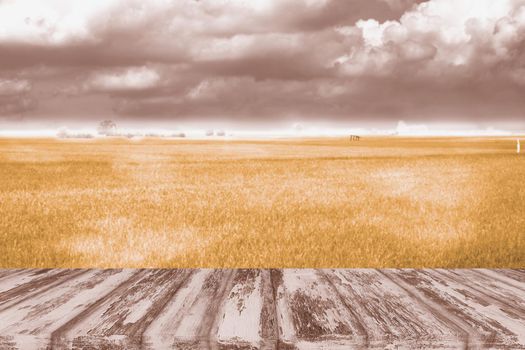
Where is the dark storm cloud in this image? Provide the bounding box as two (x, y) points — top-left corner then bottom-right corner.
(0, 0), (524, 128)
(275, 0), (423, 31)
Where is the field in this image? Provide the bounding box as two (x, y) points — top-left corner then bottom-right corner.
(0, 137), (523, 268)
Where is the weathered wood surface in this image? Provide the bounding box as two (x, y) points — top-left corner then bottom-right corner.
(0, 269), (523, 349)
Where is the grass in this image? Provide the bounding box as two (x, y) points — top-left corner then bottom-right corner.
(0, 136), (523, 268)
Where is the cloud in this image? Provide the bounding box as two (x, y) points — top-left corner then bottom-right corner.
(395, 120), (429, 135)
(336, 0), (525, 78)
(0, 95), (37, 116)
(0, 79), (31, 96)
(0, 78), (36, 116)
(0, 0), (120, 45)
(0, 0), (415, 70)
(0, 0), (524, 129)
(85, 66), (160, 92)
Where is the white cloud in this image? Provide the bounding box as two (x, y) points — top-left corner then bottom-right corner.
(396, 120), (429, 135)
(356, 19), (396, 46)
(87, 67), (160, 92)
(0, 0), (123, 45)
(0, 79), (31, 96)
(338, 0), (525, 76)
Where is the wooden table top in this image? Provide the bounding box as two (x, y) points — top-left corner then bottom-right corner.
(0, 269), (523, 349)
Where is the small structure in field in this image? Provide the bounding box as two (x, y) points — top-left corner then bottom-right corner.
(97, 120), (117, 136)
(205, 129), (214, 137)
(216, 130), (225, 137)
(349, 135), (361, 141)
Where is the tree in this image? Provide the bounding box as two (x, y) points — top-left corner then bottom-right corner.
(56, 127), (69, 138)
(97, 120), (117, 136)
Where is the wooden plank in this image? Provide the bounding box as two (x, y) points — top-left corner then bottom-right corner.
(384, 269), (525, 348)
(54, 269), (192, 349)
(0, 269), (25, 282)
(0, 269), (522, 349)
(0, 269), (135, 349)
(275, 269), (367, 348)
(494, 269), (525, 283)
(0, 269), (61, 295)
(0, 269), (89, 312)
(144, 269), (235, 349)
(216, 269), (266, 348)
(325, 269), (461, 348)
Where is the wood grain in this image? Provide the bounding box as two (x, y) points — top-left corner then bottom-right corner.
(0, 269), (523, 349)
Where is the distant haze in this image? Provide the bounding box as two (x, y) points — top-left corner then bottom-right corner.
(1, 0), (525, 132)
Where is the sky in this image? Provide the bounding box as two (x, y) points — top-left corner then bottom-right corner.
(1, 0), (525, 133)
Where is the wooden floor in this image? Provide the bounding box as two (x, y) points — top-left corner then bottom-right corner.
(0, 269), (523, 349)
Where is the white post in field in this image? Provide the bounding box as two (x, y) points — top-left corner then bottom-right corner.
(518, 139), (521, 154)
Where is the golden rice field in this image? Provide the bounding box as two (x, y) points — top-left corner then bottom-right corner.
(0, 136), (524, 268)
